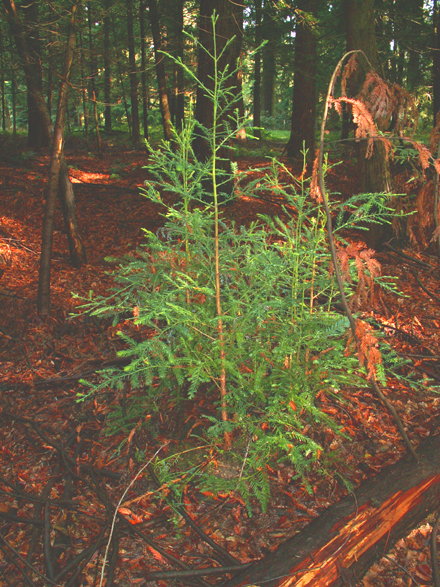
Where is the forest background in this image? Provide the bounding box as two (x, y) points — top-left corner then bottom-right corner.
(2, 1), (440, 587)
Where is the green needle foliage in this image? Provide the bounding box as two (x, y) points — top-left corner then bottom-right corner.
(76, 18), (389, 510)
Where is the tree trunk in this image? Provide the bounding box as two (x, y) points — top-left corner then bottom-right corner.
(285, 0), (318, 164)
(111, 17), (132, 136)
(126, 0), (140, 147)
(173, 0), (185, 131)
(21, 1), (48, 151)
(261, 0), (277, 118)
(222, 432), (440, 587)
(38, 0), (83, 315)
(79, 28), (89, 145)
(253, 0), (262, 140)
(345, 0), (393, 250)
(194, 0), (242, 200)
(103, 0), (112, 133)
(433, 0), (440, 125)
(88, 2), (102, 156)
(147, 0), (173, 142)
(139, 0), (149, 141)
(0, 28), (5, 131)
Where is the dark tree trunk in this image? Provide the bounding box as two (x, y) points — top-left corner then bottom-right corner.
(126, 0), (140, 147)
(194, 0), (243, 200)
(111, 17), (132, 136)
(0, 29), (5, 131)
(234, 7), (245, 141)
(173, 0), (185, 131)
(139, 0), (149, 141)
(147, 0), (173, 142)
(21, 1), (48, 151)
(78, 28), (89, 145)
(261, 0), (277, 118)
(11, 55), (16, 137)
(103, 0), (112, 133)
(345, 0), (392, 249)
(253, 0), (262, 139)
(223, 432), (440, 587)
(88, 1), (102, 155)
(433, 0), (440, 124)
(285, 0), (318, 164)
(38, 1), (84, 315)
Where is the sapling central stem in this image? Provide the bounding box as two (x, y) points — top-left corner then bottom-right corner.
(211, 17), (230, 445)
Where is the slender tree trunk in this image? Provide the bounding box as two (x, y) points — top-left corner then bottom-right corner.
(253, 0), (262, 139)
(103, 0), (112, 133)
(434, 0), (440, 124)
(261, 0), (276, 118)
(88, 2), (102, 155)
(0, 30), (5, 131)
(126, 0), (140, 147)
(38, 0), (83, 315)
(173, 0), (185, 131)
(147, 0), (173, 142)
(11, 58), (16, 137)
(139, 0), (149, 141)
(285, 0), (318, 164)
(79, 28), (89, 145)
(111, 17), (132, 136)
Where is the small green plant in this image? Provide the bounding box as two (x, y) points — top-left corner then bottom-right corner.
(76, 18), (387, 511)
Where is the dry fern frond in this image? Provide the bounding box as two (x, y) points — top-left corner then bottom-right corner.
(336, 97), (378, 144)
(357, 73), (417, 135)
(335, 243), (381, 312)
(341, 54), (358, 97)
(346, 320), (382, 379)
(361, 71), (396, 127)
(402, 182), (436, 249)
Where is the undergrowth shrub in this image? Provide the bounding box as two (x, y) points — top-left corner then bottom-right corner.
(76, 18), (397, 511)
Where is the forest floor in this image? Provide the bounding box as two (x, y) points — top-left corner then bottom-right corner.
(1, 136), (440, 586)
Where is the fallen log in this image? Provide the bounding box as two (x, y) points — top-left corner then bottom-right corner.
(221, 433), (440, 587)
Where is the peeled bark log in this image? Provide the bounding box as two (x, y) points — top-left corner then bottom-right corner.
(222, 432), (440, 587)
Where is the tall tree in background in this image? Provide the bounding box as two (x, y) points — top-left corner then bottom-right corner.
(285, 0), (318, 163)
(194, 0), (243, 168)
(21, 1), (48, 151)
(433, 0), (440, 124)
(261, 0), (277, 118)
(88, 1), (102, 155)
(147, 0), (173, 141)
(126, 0), (140, 146)
(345, 0), (392, 248)
(139, 0), (149, 140)
(164, 0), (185, 130)
(103, 0), (112, 133)
(253, 0), (262, 139)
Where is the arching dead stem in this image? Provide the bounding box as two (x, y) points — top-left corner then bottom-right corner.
(317, 50), (418, 462)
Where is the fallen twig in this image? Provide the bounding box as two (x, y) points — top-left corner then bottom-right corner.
(384, 243), (433, 268)
(412, 271), (440, 303)
(146, 563), (253, 581)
